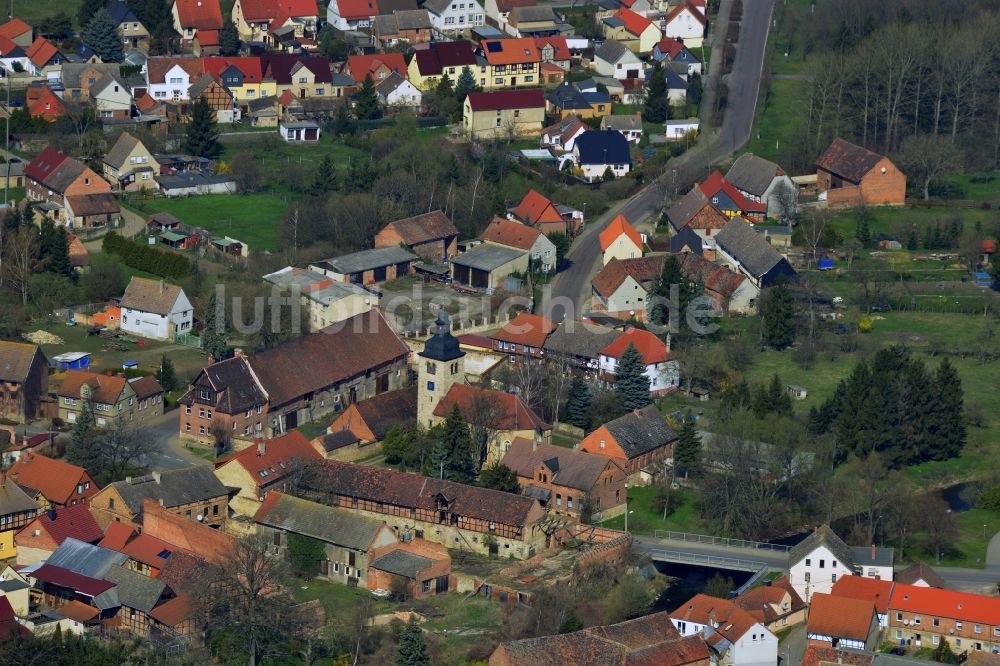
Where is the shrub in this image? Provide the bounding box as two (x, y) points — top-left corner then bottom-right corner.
(980, 486), (1000, 512)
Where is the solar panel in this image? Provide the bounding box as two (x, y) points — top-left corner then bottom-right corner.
(486, 42), (502, 52)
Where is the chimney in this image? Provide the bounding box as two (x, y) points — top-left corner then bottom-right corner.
(159, 279), (164, 293)
(258, 440), (266, 456)
(126, 476), (132, 483)
(152, 471), (161, 484)
(158, 498), (164, 506)
(633, 409), (642, 417)
(47, 507), (57, 521)
(532, 428), (539, 452)
(234, 348), (245, 358)
(871, 544), (876, 561)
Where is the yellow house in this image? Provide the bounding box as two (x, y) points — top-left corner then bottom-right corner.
(0, 480), (39, 561)
(601, 8), (661, 53)
(407, 42), (479, 91)
(463, 88), (546, 140)
(599, 214), (644, 265)
(205, 57), (276, 103)
(477, 38), (541, 89)
(263, 267), (373, 332)
(0, 566), (30, 615)
(102, 132), (161, 192)
(231, 0), (318, 43)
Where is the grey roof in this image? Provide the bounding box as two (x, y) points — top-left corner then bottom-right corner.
(0, 341), (43, 384)
(577, 76), (623, 92)
(603, 405), (677, 459)
(107, 466), (229, 515)
(663, 67), (686, 90)
(0, 480), (38, 517)
(502, 439), (615, 492)
(451, 244), (526, 272)
(851, 545), (894, 569)
(369, 549), (433, 578)
(872, 654), (939, 666)
(422, 0), (452, 15)
(511, 5), (557, 22)
(543, 321), (618, 360)
(789, 525), (854, 569)
(43, 159), (87, 194)
(373, 8), (431, 33)
(255, 493), (387, 551)
(331, 72), (356, 86)
(0, 579), (29, 593)
(322, 430), (360, 452)
(47, 538), (128, 579)
(103, 566), (165, 614)
(420, 312), (463, 362)
(725, 153), (783, 197)
(263, 267), (371, 306)
(602, 114), (642, 132)
(60, 63), (121, 89)
(376, 71), (410, 97)
(666, 187), (711, 231)
(103, 132), (142, 170)
(523, 484), (551, 501)
(156, 172), (235, 190)
(594, 40), (630, 64)
(318, 246), (418, 275)
(715, 217), (787, 279)
(547, 82), (590, 110)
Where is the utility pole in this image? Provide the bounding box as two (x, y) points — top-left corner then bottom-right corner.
(2, 0), (10, 208)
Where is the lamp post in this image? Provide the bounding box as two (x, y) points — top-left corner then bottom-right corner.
(623, 484), (629, 533)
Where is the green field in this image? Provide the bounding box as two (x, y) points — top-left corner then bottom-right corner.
(741, 77), (810, 168)
(598, 487), (704, 534)
(826, 205), (997, 242)
(12, 0), (81, 27)
(140, 193), (290, 251)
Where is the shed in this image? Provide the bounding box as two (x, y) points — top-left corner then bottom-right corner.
(787, 385), (807, 400)
(50, 352), (91, 371)
(974, 271), (993, 287)
(280, 121), (321, 142)
(817, 258), (834, 271)
(450, 245), (528, 291)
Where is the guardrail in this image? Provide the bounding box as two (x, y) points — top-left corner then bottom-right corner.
(732, 565), (770, 596)
(652, 530), (792, 552)
(641, 548), (767, 572)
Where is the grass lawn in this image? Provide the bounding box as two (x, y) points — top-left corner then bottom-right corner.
(598, 487), (704, 535)
(934, 171), (1000, 202)
(827, 205), (996, 242)
(741, 78), (809, 168)
(12, 0), (80, 26)
(219, 131), (369, 172)
(289, 577), (392, 620)
(140, 193), (290, 251)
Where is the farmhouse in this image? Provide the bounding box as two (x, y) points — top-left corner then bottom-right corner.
(310, 247), (418, 285)
(816, 138), (906, 208)
(119, 277), (193, 341)
(578, 405), (677, 478)
(0, 341), (48, 424)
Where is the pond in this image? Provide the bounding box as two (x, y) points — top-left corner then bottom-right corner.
(940, 481), (981, 513)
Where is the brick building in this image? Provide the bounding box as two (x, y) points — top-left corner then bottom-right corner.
(489, 312), (556, 364)
(816, 138), (906, 208)
(326, 387), (417, 446)
(889, 582), (1000, 653)
(374, 210), (460, 263)
(15, 503), (104, 565)
(0, 341), (48, 424)
(367, 539), (453, 599)
(24, 147), (114, 225)
(87, 467), (230, 529)
(7, 453), (98, 509)
(578, 405), (677, 479)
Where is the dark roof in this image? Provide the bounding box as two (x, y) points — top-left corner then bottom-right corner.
(320, 247), (418, 275)
(670, 226), (703, 254)
(574, 130), (630, 165)
(789, 525), (854, 569)
(30, 504), (103, 545)
(420, 311), (464, 362)
(726, 153), (784, 196)
(32, 563), (115, 598)
(190, 355), (264, 413)
(0, 341), (43, 383)
(348, 386), (418, 441)
(369, 549), (432, 578)
(467, 88), (545, 112)
(102, 566), (165, 614)
(715, 216), (791, 279)
(603, 405), (677, 459)
(254, 492), (387, 550)
(107, 0), (141, 24)
(547, 82), (590, 110)
(128, 375), (164, 399)
(851, 545), (894, 569)
(380, 210), (458, 246)
(262, 54), (333, 85)
(543, 321), (619, 360)
(321, 430), (360, 451)
(593, 39), (630, 64)
(414, 41), (478, 76)
(816, 138), (886, 183)
(0, 479), (39, 517)
(895, 562), (945, 588)
(105, 466), (228, 515)
(41, 158), (88, 194)
(502, 439), (617, 492)
(451, 244), (525, 271)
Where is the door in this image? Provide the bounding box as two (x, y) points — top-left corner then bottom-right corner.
(300, 88), (306, 98)
(284, 411), (298, 429)
(510, 77), (517, 85)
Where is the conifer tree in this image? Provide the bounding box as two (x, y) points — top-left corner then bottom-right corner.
(434, 405), (474, 482)
(933, 357), (965, 460)
(308, 155), (337, 196)
(614, 343), (651, 412)
(478, 462), (520, 493)
(40, 219), (72, 278)
(332, 100), (355, 135)
(760, 282), (795, 349)
(354, 74), (382, 120)
(643, 61), (669, 123)
(82, 9), (124, 63)
(395, 616), (430, 666)
(185, 96), (221, 159)
(156, 354), (176, 392)
(67, 400), (95, 466)
(649, 254), (696, 328)
(565, 376), (592, 429)
(454, 66), (478, 104)
(78, 0), (106, 28)
(201, 291), (229, 361)
(673, 413), (701, 478)
(219, 20), (240, 56)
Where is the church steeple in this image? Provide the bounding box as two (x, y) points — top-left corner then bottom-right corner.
(417, 311), (465, 428)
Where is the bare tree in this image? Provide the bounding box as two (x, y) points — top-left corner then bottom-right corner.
(770, 180), (799, 224)
(467, 391), (506, 470)
(799, 208), (830, 263)
(1, 225), (37, 306)
(896, 134), (964, 200)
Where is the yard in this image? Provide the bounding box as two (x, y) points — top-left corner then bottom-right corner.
(598, 487), (704, 535)
(137, 193), (291, 252)
(12, 0), (80, 26)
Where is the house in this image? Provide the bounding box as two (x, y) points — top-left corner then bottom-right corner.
(481, 217), (558, 272)
(25, 147), (113, 227)
(295, 459), (548, 559)
(671, 226), (702, 254)
(26, 83), (67, 121)
(107, 0), (150, 51)
(463, 88), (545, 139)
(666, 186), (729, 239)
(725, 153), (797, 220)
(732, 577), (806, 633)
(830, 575), (893, 628)
(0, 36), (30, 75)
(451, 244), (529, 289)
(602, 9), (660, 52)
(491, 611), (711, 666)
(27, 538), (126, 612)
(64, 192), (121, 229)
(506, 5), (559, 37)
(14, 504), (103, 566)
(889, 582), (1000, 653)
(263, 54), (336, 99)
(262, 266), (373, 332)
(666, 118), (700, 141)
(371, 9), (433, 46)
(326, 0), (380, 30)
(140, 498), (236, 564)
(376, 72), (422, 109)
(127, 376), (165, 421)
(203, 56), (271, 102)
(102, 133), (161, 192)
(188, 74), (238, 124)
(25, 38), (63, 76)
(476, 38), (541, 89)
(510, 188), (577, 237)
(651, 37), (701, 74)
(254, 492), (397, 586)
(490, 312), (557, 363)
(698, 171), (767, 221)
(172, 0), (224, 48)
(88, 466), (230, 529)
(0, 478), (39, 560)
(599, 214), (643, 265)
(663, 1), (705, 47)
(423, 0), (485, 34)
(119, 276), (193, 341)
(598, 326), (679, 395)
(0, 341), (48, 423)
(576, 75), (625, 103)
(180, 310), (410, 444)
(542, 319), (620, 373)
(895, 562), (945, 588)
(799, 646), (875, 666)
(7, 453), (98, 509)
(232, 0), (319, 44)
(375, 210), (459, 263)
(578, 404), (677, 478)
(407, 40), (478, 90)
(61, 62), (123, 101)
(0, 569), (31, 618)
(594, 39), (643, 79)
(279, 120), (321, 142)
(214, 432), (323, 516)
(145, 57), (205, 103)
(367, 539), (453, 599)
(502, 438), (626, 520)
(714, 218), (797, 288)
(539, 115), (587, 155)
(55, 370), (140, 428)
(573, 130), (631, 183)
(534, 36), (570, 69)
(345, 53), (408, 84)
(816, 138), (906, 207)
(677, 252), (758, 314)
(326, 387), (417, 449)
(601, 113), (643, 144)
(0, 18), (32, 48)
(310, 247), (418, 285)
(788, 525), (894, 602)
(807, 593), (880, 651)
(590, 255), (664, 319)
(546, 81), (610, 119)
(484, 0), (535, 33)
(670, 594), (778, 666)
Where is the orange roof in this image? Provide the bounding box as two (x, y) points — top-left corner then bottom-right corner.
(599, 214), (642, 252)
(698, 170), (766, 214)
(481, 217), (542, 251)
(513, 189), (562, 225)
(613, 8), (654, 37)
(801, 645), (873, 666)
(8, 453), (90, 505)
(122, 532), (177, 570)
(433, 384), (550, 432)
(534, 36), (569, 60)
(196, 29), (220, 47)
(807, 593), (876, 641)
(0, 18), (31, 40)
(57, 370), (129, 405)
(830, 575), (893, 614)
(239, 0), (317, 21)
(58, 599), (101, 623)
(600, 327), (669, 365)
(149, 593), (195, 626)
(336, 0), (381, 20)
(141, 499), (236, 564)
(669, 594), (760, 644)
(983, 239), (996, 254)
(480, 38), (540, 65)
(98, 521), (136, 551)
(27, 86), (66, 120)
(217, 431), (322, 490)
(491, 312), (556, 348)
(889, 581), (1000, 625)
(174, 0), (224, 30)
(346, 53), (407, 83)
(203, 56), (264, 82)
(25, 37), (58, 68)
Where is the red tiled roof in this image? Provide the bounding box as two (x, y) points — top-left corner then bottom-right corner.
(142, 499), (235, 564)
(32, 564), (115, 597)
(0, 18), (31, 40)
(830, 575), (893, 614)
(534, 36), (569, 60)
(613, 8), (653, 36)
(807, 593), (876, 641)
(801, 645), (873, 666)
(480, 38), (539, 65)
(890, 581), (1000, 625)
(600, 327), (669, 365)
(513, 189), (563, 225)
(8, 453), (90, 506)
(24, 146), (69, 184)
(217, 431), (322, 489)
(599, 214), (642, 252)
(146, 57), (206, 85)
(413, 41), (477, 76)
(669, 594), (760, 643)
(336, 0), (380, 20)
(816, 137), (886, 183)
(433, 384), (550, 432)
(983, 239), (996, 254)
(122, 533), (177, 570)
(491, 312), (556, 347)
(203, 56), (264, 83)
(467, 88), (544, 112)
(239, 0), (317, 21)
(27, 504), (103, 545)
(482, 217), (543, 251)
(174, 0), (224, 30)
(655, 37), (685, 58)
(346, 53), (407, 83)
(149, 593), (195, 626)
(57, 370), (129, 405)
(98, 521), (136, 551)
(196, 29), (219, 46)
(58, 599), (101, 623)
(25, 37), (58, 68)
(698, 170), (767, 214)
(591, 255), (664, 299)
(27, 86), (66, 120)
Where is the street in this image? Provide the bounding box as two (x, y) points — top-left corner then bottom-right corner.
(137, 409), (208, 471)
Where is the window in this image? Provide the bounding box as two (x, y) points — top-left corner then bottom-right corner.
(199, 425), (206, 434)
(555, 494), (561, 506)
(831, 574), (836, 583)
(915, 616), (921, 625)
(207, 411), (213, 420)
(200, 390), (210, 400)
(567, 497), (573, 509)
(298, 76), (308, 83)
(976, 625), (983, 633)
(896, 612), (903, 621)
(933, 635), (940, 646)
(933, 619), (940, 627)
(315, 88), (324, 95)
(427, 381), (435, 391)
(422, 580), (432, 593)
(426, 361), (437, 375)
(819, 559), (825, 568)
(185, 423), (191, 432)
(109, 498), (115, 510)
(599, 439), (605, 449)
(957, 622), (963, 630)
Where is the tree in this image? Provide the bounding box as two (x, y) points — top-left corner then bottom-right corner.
(332, 99), (356, 136)
(219, 20), (240, 57)
(231, 150), (264, 193)
(185, 96), (221, 159)
(686, 72), (703, 108)
(760, 282), (795, 349)
(547, 232), (569, 268)
(704, 573), (734, 598)
(40, 219), (72, 279)
(605, 575), (651, 623)
(614, 343), (651, 412)
(156, 354), (176, 392)
(67, 418), (157, 485)
(454, 66), (479, 105)
(478, 462), (521, 493)
(78, 0), (106, 27)
(564, 376), (592, 429)
(286, 532), (326, 578)
(642, 62), (669, 123)
(80, 253), (128, 301)
(434, 405), (475, 482)
(933, 357), (966, 460)
(354, 75), (382, 121)
(2, 225), (38, 306)
(69, 400), (95, 454)
(651, 471), (675, 519)
(673, 414), (701, 478)
(897, 134), (964, 200)
(201, 290), (229, 361)
(308, 155), (337, 196)
(395, 616), (430, 666)
(82, 9), (124, 63)
(649, 254), (695, 329)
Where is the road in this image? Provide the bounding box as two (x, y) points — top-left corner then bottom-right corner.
(632, 534), (790, 571)
(137, 409), (208, 471)
(541, 0), (778, 322)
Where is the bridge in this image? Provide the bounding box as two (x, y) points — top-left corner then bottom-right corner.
(632, 531), (791, 571)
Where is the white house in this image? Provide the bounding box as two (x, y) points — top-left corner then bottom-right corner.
(665, 119), (699, 141)
(601, 114), (643, 144)
(147, 60), (199, 103)
(376, 73), (422, 109)
(0, 43), (31, 76)
(725, 153), (798, 220)
(279, 120), (321, 142)
(91, 77), (132, 119)
(598, 327), (678, 396)
(662, 1), (705, 47)
(592, 39), (642, 79)
(789, 525), (894, 602)
(480, 217), (558, 273)
(423, 0), (485, 34)
(119, 277), (193, 341)
(540, 115), (587, 153)
(572, 130), (631, 184)
(326, 0), (376, 30)
(670, 594), (778, 666)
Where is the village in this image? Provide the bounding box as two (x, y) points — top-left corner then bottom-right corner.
(0, 0), (1000, 664)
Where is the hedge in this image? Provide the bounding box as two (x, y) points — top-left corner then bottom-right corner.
(102, 232), (191, 280)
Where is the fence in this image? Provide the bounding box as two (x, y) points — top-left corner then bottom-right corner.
(174, 333), (202, 349)
(641, 548), (768, 572)
(652, 530), (791, 552)
(906, 197), (986, 210)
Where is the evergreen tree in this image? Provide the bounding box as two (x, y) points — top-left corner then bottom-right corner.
(219, 20), (240, 56)
(308, 155), (337, 196)
(396, 616), (430, 666)
(686, 72), (703, 107)
(40, 219), (72, 278)
(454, 66), (478, 104)
(565, 376), (592, 429)
(82, 9), (125, 63)
(673, 413), (701, 478)
(478, 462), (521, 493)
(856, 215), (871, 247)
(932, 357), (965, 460)
(78, 0), (106, 27)
(332, 100), (355, 136)
(760, 282), (795, 349)
(67, 400), (95, 466)
(201, 291), (229, 360)
(614, 343), (651, 412)
(354, 74), (382, 121)
(435, 73), (454, 98)
(435, 405), (475, 482)
(906, 229), (918, 250)
(642, 62), (669, 123)
(185, 96), (221, 159)
(156, 354), (176, 392)
(649, 254), (695, 328)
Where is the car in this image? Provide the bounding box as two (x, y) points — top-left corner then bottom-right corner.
(371, 588), (390, 599)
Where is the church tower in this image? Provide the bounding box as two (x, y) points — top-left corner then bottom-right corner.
(417, 311), (465, 428)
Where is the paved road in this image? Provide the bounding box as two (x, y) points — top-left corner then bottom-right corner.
(541, 0), (778, 322)
(632, 534), (790, 571)
(137, 409), (208, 471)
